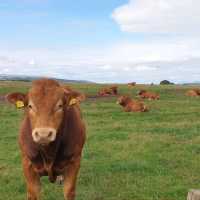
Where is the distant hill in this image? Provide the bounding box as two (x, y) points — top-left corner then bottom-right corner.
(182, 82), (200, 85)
(0, 74), (93, 83)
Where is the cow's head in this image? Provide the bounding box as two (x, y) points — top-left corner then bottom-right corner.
(138, 90), (146, 95)
(6, 79), (85, 145)
(110, 86), (118, 95)
(193, 89), (200, 95)
(128, 82), (136, 87)
(116, 95), (131, 106)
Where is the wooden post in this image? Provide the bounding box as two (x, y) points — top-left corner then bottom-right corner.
(187, 190), (200, 200)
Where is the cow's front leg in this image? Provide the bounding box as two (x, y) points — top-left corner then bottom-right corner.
(124, 106), (131, 112)
(22, 157), (41, 200)
(63, 158), (81, 200)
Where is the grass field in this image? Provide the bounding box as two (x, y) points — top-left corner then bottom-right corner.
(1, 81), (200, 200)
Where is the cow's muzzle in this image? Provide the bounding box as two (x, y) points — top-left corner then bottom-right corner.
(32, 128), (57, 145)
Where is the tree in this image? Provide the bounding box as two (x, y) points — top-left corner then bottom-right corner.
(160, 80), (174, 85)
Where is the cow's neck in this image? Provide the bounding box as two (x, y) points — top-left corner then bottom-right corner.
(38, 140), (60, 164)
(37, 142), (60, 181)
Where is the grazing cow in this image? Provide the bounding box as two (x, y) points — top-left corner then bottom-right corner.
(128, 82), (136, 88)
(186, 89), (200, 97)
(117, 95), (149, 112)
(138, 90), (160, 100)
(6, 79), (86, 200)
(98, 85), (118, 96)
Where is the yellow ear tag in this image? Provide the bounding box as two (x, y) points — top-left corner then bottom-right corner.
(16, 100), (24, 108)
(69, 98), (77, 106)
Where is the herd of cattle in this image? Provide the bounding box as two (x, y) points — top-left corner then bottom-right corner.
(98, 84), (159, 112)
(97, 84), (200, 112)
(4, 79), (200, 200)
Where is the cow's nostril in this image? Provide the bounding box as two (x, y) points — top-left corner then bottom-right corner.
(48, 131), (53, 138)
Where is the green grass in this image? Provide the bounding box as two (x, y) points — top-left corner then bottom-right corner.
(1, 81), (200, 200)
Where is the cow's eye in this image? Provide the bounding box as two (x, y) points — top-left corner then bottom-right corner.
(55, 100), (64, 112)
(27, 101), (36, 112)
(56, 104), (63, 111)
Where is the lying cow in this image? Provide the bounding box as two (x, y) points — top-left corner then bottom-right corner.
(186, 89), (200, 97)
(138, 90), (160, 100)
(6, 79), (86, 200)
(117, 95), (149, 112)
(128, 82), (136, 88)
(110, 85), (118, 95)
(98, 85), (118, 96)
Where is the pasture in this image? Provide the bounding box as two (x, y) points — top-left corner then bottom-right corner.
(0, 81), (200, 200)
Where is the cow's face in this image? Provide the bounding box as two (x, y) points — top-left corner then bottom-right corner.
(138, 90), (146, 95)
(117, 96), (130, 106)
(6, 79), (84, 145)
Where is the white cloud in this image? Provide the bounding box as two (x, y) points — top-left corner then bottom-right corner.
(107, 37), (200, 65)
(101, 64), (112, 70)
(29, 59), (35, 65)
(112, 0), (200, 34)
(0, 37), (200, 83)
(123, 67), (130, 71)
(1, 0), (200, 84)
(135, 65), (157, 72)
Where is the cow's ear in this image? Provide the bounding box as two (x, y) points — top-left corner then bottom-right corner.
(62, 85), (72, 92)
(6, 92), (27, 109)
(64, 90), (86, 107)
(68, 91), (86, 106)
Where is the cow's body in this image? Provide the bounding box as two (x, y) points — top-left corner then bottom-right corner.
(128, 82), (136, 88)
(20, 105), (85, 182)
(98, 87), (111, 96)
(117, 96), (148, 112)
(6, 79), (86, 200)
(186, 89), (200, 97)
(138, 90), (160, 100)
(98, 85), (118, 96)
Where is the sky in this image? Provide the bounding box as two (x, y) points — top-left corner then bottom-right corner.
(0, 0), (200, 83)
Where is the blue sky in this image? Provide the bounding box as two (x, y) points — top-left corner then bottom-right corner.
(0, 0), (127, 47)
(0, 0), (200, 83)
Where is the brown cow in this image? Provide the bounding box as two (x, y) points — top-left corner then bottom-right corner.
(138, 90), (160, 100)
(110, 85), (118, 95)
(6, 79), (86, 200)
(98, 87), (111, 96)
(128, 82), (136, 88)
(186, 89), (200, 97)
(98, 85), (118, 96)
(117, 95), (149, 112)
